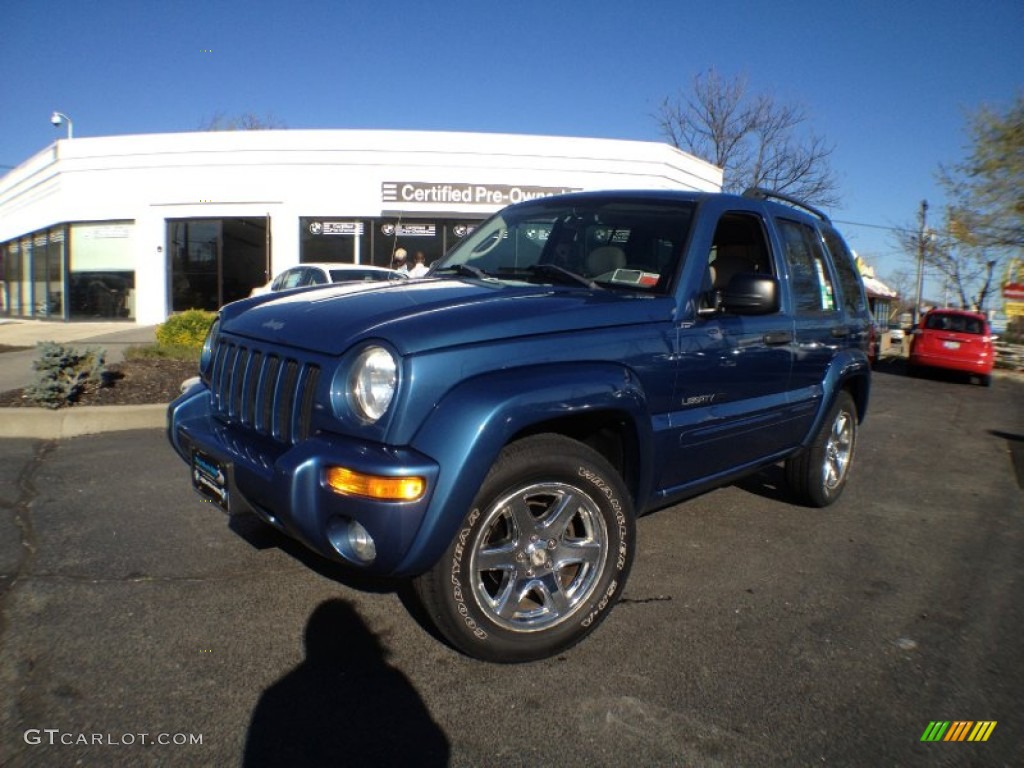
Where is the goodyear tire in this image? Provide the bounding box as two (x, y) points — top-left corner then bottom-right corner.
(785, 390), (858, 508)
(414, 434), (635, 663)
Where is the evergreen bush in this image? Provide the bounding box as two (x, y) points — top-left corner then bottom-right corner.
(156, 309), (217, 349)
(24, 342), (107, 409)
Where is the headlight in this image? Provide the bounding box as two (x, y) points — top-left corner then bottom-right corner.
(199, 317), (221, 383)
(348, 346), (397, 422)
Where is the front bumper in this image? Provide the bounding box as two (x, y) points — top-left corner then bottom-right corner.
(167, 386), (440, 575)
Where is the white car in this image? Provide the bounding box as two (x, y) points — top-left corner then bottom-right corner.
(250, 263), (407, 297)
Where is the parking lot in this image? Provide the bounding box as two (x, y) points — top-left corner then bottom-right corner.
(1, 367), (1022, 767)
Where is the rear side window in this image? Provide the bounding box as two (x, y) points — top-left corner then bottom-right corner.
(777, 219), (836, 313)
(822, 226), (868, 316)
(274, 268), (306, 290)
(925, 313), (986, 334)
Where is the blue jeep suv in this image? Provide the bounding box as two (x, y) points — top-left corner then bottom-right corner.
(168, 188), (872, 662)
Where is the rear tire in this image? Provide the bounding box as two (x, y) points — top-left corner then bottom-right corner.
(785, 391), (858, 508)
(414, 434), (634, 663)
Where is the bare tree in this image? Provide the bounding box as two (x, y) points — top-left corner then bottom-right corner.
(881, 268), (914, 314)
(895, 96), (1023, 312)
(895, 221), (999, 311)
(198, 111), (287, 131)
(655, 69), (840, 207)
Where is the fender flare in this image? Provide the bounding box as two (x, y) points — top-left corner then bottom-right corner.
(800, 351), (871, 449)
(394, 362), (654, 575)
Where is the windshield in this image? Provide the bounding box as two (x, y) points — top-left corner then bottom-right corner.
(433, 197), (695, 294)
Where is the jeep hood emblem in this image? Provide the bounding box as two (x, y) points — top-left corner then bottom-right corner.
(261, 319), (285, 331)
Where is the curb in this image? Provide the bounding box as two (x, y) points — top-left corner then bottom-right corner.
(0, 404), (167, 440)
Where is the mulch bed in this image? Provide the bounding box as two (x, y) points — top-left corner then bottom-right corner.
(0, 358), (198, 408)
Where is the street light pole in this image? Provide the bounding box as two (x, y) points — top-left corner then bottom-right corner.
(50, 111), (73, 139)
(913, 199), (928, 326)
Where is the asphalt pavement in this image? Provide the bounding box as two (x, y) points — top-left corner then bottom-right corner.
(0, 367), (1022, 766)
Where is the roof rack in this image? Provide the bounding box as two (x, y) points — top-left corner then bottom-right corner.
(742, 187), (830, 223)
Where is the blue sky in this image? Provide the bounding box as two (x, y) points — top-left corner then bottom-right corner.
(2, 0), (1021, 298)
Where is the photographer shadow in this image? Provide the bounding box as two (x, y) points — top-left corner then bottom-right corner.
(243, 598), (450, 767)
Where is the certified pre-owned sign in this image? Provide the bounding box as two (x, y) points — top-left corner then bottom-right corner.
(382, 182), (580, 206)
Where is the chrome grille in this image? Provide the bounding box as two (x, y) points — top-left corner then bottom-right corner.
(209, 339), (320, 444)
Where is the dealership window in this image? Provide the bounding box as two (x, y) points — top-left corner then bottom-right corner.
(168, 218), (268, 311)
(300, 219), (370, 265)
(69, 222), (135, 319)
(373, 217), (479, 270)
(1, 240), (23, 316)
(297, 216), (480, 273)
(0, 226), (69, 320)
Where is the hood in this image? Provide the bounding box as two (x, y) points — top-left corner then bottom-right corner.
(220, 278), (672, 356)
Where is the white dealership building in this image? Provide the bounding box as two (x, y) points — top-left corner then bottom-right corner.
(0, 130), (721, 324)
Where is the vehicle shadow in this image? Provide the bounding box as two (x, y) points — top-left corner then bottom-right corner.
(227, 514), (454, 648)
(875, 356), (991, 386)
(871, 356), (909, 378)
(242, 597), (450, 767)
(989, 430), (1024, 443)
(732, 463), (795, 504)
(228, 514), (401, 594)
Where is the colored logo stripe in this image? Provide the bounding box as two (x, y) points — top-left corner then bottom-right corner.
(967, 722), (997, 742)
(920, 721), (996, 742)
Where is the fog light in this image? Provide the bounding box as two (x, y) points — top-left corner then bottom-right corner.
(346, 520), (377, 563)
(325, 467), (425, 501)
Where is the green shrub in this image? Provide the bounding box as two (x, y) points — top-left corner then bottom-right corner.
(24, 342), (107, 409)
(124, 343), (202, 363)
(156, 309), (217, 349)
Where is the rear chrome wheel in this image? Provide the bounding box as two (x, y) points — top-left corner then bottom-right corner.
(822, 406), (854, 495)
(786, 391), (858, 508)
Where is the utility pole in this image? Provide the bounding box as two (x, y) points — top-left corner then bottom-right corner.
(913, 200), (928, 326)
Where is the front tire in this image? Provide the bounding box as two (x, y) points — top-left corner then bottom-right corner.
(785, 390), (858, 508)
(414, 434), (635, 663)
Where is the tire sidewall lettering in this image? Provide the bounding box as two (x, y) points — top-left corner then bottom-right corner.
(581, 579), (619, 628)
(578, 466), (629, 570)
(449, 507), (487, 640)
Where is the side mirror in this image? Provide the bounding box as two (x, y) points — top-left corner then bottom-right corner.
(721, 274), (779, 315)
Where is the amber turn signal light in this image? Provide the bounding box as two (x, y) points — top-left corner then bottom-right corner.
(325, 467), (425, 501)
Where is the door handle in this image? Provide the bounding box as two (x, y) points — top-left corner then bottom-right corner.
(763, 331), (793, 345)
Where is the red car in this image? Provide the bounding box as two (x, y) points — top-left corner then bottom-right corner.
(908, 309), (995, 386)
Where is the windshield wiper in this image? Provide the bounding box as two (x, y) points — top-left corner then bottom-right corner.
(435, 263), (493, 281)
(529, 263), (601, 290)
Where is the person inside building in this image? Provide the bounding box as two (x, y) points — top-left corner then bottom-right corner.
(408, 250), (429, 278)
(391, 248), (409, 274)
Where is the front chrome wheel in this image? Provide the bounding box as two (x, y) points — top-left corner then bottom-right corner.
(469, 482), (608, 632)
(414, 434), (635, 662)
